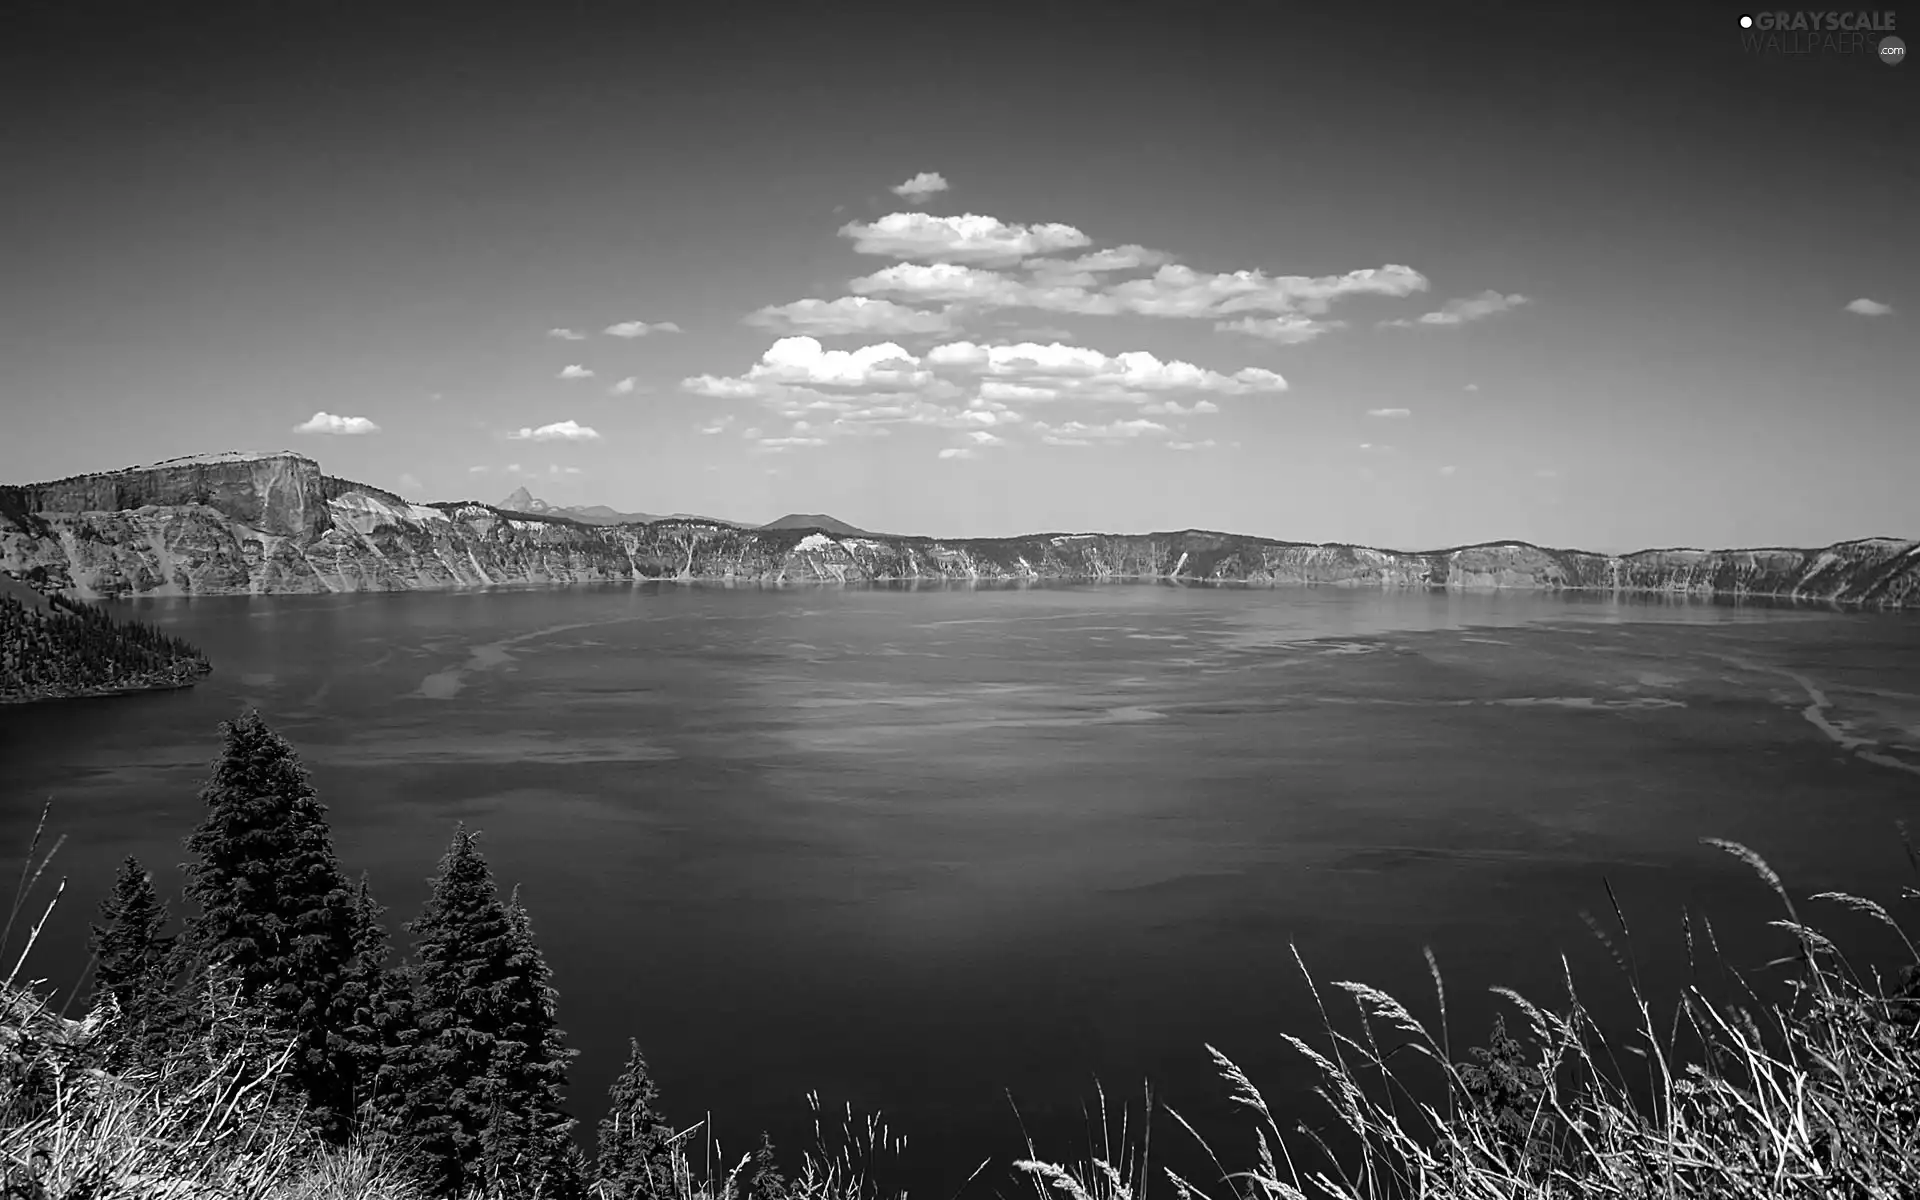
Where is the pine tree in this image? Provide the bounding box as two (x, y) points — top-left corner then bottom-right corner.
(87, 856), (175, 1062)
(745, 1131), (789, 1200)
(336, 873), (413, 1126)
(179, 710), (360, 1139)
(383, 827), (581, 1198)
(596, 1039), (679, 1200)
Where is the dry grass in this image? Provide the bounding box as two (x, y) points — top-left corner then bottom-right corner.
(1019, 837), (1920, 1200)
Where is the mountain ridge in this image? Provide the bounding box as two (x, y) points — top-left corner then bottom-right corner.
(0, 451), (1914, 606)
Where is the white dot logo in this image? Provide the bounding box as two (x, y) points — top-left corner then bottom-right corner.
(1882, 35), (1907, 64)
(1739, 13), (1754, 27)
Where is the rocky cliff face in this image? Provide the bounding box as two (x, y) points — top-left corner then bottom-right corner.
(2, 452), (1916, 607)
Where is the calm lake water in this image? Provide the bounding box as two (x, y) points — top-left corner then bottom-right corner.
(3, 582), (1918, 1195)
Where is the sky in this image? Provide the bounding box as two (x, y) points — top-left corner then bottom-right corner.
(0, 1), (1912, 552)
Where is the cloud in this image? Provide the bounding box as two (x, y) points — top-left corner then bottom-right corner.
(1216, 316), (1345, 344)
(610, 377), (639, 395)
(746, 296), (956, 336)
(683, 335), (1282, 449)
(547, 327), (586, 341)
(558, 364), (595, 379)
(292, 411), (380, 436)
(1440, 465), (1458, 476)
(1366, 407), (1411, 418)
(1036, 418), (1171, 446)
(890, 172), (950, 203)
(1110, 263), (1429, 318)
(398, 473), (424, 493)
(1463, 383), (1480, 392)
(1358, 442), (1393, 453)
(755, 435), (829, 452)
(1387, 290), (1530, 328)
(1167, 439), (1218, 451)
(549, 463), (584, 477)
(507, 420), (601, 442)
(937, 447), (977, 459)
(840, 212), (1092, 264)
(1845, 297), (1894, 316)
(850, 262), (1117, 314)
(467, 465), (488, 473)
(605, 320), (683, 338)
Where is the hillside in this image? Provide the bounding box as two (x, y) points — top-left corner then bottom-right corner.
(0, 451), (1915, 605)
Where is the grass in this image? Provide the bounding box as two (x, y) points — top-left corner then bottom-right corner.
(3, 809), (1917, 1200)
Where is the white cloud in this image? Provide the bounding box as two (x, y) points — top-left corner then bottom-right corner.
(699, 416), (735, 435)
(548, 463), (584, 477)
(937, 447), (977, 459)
(851, 262), (1117, 313)
(966, 430), (1005, 446)
(755, 435), (829, 452)
(508, 420), (601, 442)
(890, 171), (950, 203)
(1440, 465), (1458, 476)
(746, 296), (956, 336)
(610, 377), (638, 395)
(1359, 442), (1392, 453)
(840, 212), (1092, 264)
(605, 320), (682, 338)
(547, 327), (586, 341)
(1167, 439), (1218, 451)
(1366, 407), (1411, 418)
(1387, 290), (1530, 328)
(1109, 263), (1429, 318)
(558, 364), (595, 379)
(1463, 383), (1480, 392)
(293, 411), (380, 436)
(1845, 297), (1894, 316)
(1215, 316), (1345, 344)
(467, 465), (488, 473)
(682, 335), (1282, 449)
(398, 473), (424, 493)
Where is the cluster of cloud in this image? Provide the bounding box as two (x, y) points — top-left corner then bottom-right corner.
(507, 419), (601, 442)
(1845, 297), (1894, 316)
(741, 178), (1531, 350)
(683, 334), (1283, 456)
(293, 411), (380, 436)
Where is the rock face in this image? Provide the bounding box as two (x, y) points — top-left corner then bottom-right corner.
(2, 452), (1917, 607)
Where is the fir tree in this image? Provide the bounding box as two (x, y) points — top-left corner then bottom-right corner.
(383, 827), (581, 1198)
(336, 873), (413, 1125)
(179, 710), (360, 1139)
(745, 1131), (789, 1200)
(596, 1039), (679, 1200)
(86, 856), (175, 1061)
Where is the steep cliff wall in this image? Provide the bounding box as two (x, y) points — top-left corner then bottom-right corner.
(2, 453), (1916, 607)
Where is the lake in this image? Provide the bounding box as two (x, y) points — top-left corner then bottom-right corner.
(2, 582), (1917, 1196)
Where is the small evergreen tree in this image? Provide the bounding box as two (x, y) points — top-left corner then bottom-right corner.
(745, 1131), (789, 1200)
(87, 856), (175, 1063)
(596, 1039), (679, 1200)
(382, 827), (581, 1198)
(180, 710), (360, 1139)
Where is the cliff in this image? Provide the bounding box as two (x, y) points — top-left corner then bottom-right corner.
(1, 452), (1916, 607)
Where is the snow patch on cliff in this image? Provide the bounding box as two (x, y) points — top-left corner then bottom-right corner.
(795, 532), (838, 552)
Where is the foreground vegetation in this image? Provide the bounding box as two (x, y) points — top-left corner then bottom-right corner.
(0, 573), (210, 703)
(0, 712), (1915, 1198)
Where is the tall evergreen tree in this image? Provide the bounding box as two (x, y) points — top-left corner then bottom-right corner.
(382, 827), (581, 1198)
(179, 710), (360, 1139)
(596, 1039), (679, 1200)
